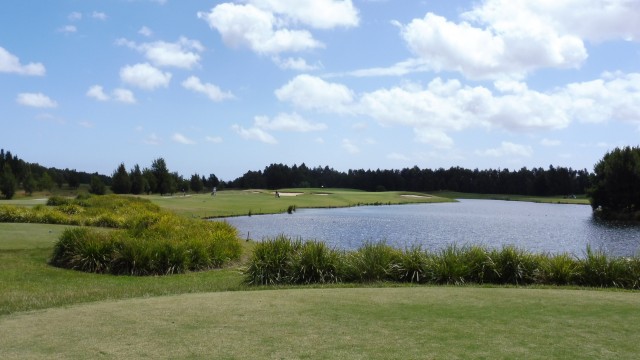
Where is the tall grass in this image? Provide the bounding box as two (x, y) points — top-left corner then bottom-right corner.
(244, 238), (640, 289)
(14, 195), (246, 276)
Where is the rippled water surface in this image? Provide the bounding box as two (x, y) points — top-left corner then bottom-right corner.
(218, 199), (640, 257)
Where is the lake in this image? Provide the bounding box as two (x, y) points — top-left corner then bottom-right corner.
(217, 199), (640, 257)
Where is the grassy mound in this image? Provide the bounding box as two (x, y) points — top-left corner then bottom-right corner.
(1, 195), (242, 275)
(246, 236), (640, 289)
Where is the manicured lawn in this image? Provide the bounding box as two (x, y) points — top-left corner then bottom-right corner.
(2, 191), (637, 359)
(433, 191), (590, 205)
(149, 188), (452, 218)
(1, 287), (639, 359)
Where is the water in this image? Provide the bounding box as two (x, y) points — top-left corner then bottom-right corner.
(216, 199), (640, 257)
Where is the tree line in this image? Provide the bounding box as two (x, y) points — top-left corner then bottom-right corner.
(227, 163), (592, 196)
(0, 147), (592, 199)
(0, 149), (109, 199)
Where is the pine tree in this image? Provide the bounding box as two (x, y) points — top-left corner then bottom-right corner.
(1, 164), (18, 199)
(111, 163), (131, 194)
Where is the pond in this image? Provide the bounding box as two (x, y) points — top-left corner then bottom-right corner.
(217, 199), (640, 257)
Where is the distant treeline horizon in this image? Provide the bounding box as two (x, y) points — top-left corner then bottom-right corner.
(227, 163), (592, 196)
(1, 148), (592, 197)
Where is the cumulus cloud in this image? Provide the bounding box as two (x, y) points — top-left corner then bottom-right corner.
(116, 37), (204, 69)
(254, 113), (326, 132)
(232, 124), (278, 144)
(0, 47), (46, 76)
(275, 74), (354, 113)
(16, 93), (58, 108)
(58, 25), (77, 33)
(139, 26), (153, 37)
(347, 0), (640, 80)
(272, 56), (320, 71)
(341, 139), (360, 154)
(476, 141), (534, 158)
(182, 76), (234, 102)
(87, 85), (136, 104)
(205, 136), (223, 143)
(120, 63), (171, 90)
(274, 72), (640, 149)
(198, 3), (323, 55)
(92, 11), (108, 20)
(144, 133), (162, 145)
(172, 133), (196, 145)
(541, 138), (561, 147)
(68, 12), (82, 21)
(246, 0), (359, 29)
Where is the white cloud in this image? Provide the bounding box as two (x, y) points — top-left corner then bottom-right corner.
(120, 63), (171, 90)
(113, 88), (136, 104)
(476, 141), (533, 158)
(205, 136), (223, 143)
(0, 47), (46, 76)
(342, 139), (360, 154)
(182, 76), (234, 102)
(144, 133), (162, 145)
(58, 25), (77, 33)
(273, 56), (320, 71)
(541, 138), (561, 147)
(246, 0), (359, 29)
(254, 113), (326, 132)
(139, 26), (153, 37)
(413, 128), (454, 149)
(172, 133), (196, 145)
(86, 85), (109, 101)
(92, 11), (108, 20)
(78, 121), (94, 128)
(117, 37), (204, 69)
(198, 3), (323, 55)
(16, 93), (58, 108)
(232, 124), (278, 144)
(275, 74), (354, 113)
(68, 12), (82, 21)
(387, 152), (410, 161)
(87, 85), (136, 104)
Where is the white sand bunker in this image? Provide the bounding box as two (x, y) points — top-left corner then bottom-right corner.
(401, 194), (432, 198)
(314, 193), (330, 196)
(275, 192), (303, 197)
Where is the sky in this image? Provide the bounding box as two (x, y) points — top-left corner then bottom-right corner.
(1, 0), (639, 181)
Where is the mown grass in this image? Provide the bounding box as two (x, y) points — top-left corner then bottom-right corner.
(149, 188), (452, 218)
(1, 287), (639, 359)
(434, 191), (590, 205)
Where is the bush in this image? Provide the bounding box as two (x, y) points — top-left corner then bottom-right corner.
(290, 241), (341, 284)
(341, 241), (400, 282)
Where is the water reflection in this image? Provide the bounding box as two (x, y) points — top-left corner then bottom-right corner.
(217, 199), (640, 257)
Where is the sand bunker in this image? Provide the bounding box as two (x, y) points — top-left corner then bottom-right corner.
(275, 192), (303, 197)
(313, 193), (330, 196)
(401, 194), (432, 198)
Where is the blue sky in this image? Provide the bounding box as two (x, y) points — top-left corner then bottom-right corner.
(1, 0), (639, 181)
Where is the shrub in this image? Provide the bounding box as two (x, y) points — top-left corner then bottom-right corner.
(427, 245), (472, 285)
(47, 196), (71, 206)
(539, 253), (580, 286)
(341, 241), (400, 282)
(244, 235), (299, 285)
(390, 246), (429, 283)
(290, 241), (341, 284)
(491, 246), (540, 285)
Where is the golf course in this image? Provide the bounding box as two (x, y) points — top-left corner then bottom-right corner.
(1, 189), (639, 359)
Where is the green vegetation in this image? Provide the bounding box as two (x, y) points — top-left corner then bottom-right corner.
(245, 237), (640, 289)
(588, 146), (640, 221)
(434, 191), (590, 204)
(1, 195), (242, 275)
(150, 188), (451, 218)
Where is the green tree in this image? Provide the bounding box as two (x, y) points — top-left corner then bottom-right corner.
(111, 163), (131, 194)
(1, 164), (18, 199)
(38, 171), (54, 192)
(129, 164), (145, 195)
(67, 169), (80, 189)
(190, 173), (204, 193)
(89, 175), (106, 195)
(22, 166), (36, 196)
(588, 146), (640, 220)
(151, 158), (172, 195)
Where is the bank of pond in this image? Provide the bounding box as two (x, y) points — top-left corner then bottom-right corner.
(1, 194), (639, 289)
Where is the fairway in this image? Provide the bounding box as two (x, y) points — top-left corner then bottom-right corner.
(1, 287), (639, 359)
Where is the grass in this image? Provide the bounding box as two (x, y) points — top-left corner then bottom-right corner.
(148, 188), (452, 218)
(433, 191), (590, 205)
(2, 190), (639, 358)
(1, 287), (639, 359)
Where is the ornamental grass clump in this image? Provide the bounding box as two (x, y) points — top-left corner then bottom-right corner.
(390, 246), (429, 283)
(341, 241), (400, 282)
(244, 235), (300, 285)
(290, 240), (341, 284)
(47, 195), (242, 276)
(490, 246), (541, 285)
(539, 253), (581, 286)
